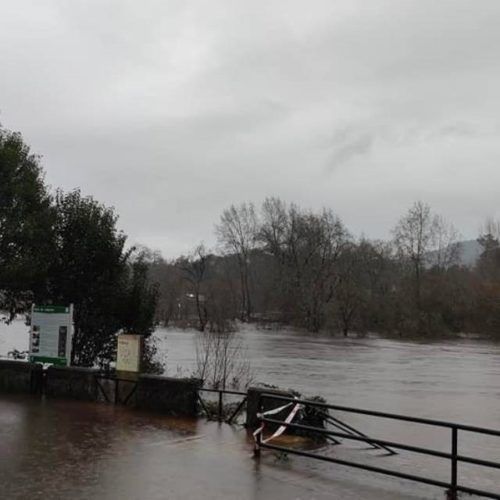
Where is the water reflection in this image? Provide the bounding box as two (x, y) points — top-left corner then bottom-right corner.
(0, 394), (200, 499)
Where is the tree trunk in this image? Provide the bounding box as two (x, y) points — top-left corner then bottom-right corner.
(195, 289), (205, 332)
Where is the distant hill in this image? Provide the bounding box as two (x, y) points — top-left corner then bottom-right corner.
(457, 239), (483, 267)
(425, 239), (482, 268)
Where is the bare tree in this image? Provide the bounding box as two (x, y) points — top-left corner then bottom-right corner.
(393, 201), (434, 322)
(433, 215), (460, 271)
(195, 330), (253, 390)
(334, 242), (365, 336)
(215, 203), (258, 321)
(178, 243), (209, 332)
(259, 197), (289, 261)
(148, 257), (185, 326)
(260, 198), (349, 331)
(392, 201), (459, 333)
(479, 217), (500, 240)
(331, 238), (404, 335)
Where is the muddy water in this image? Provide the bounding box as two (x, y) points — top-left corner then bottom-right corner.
(157, 325), (500, 493)
(0, 394), (446, 500)
(4, 318), (500, 429)
(2, 320), (500, 494)
(158, 325), (500, 426)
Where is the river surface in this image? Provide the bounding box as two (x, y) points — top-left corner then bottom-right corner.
(156, 324), (500, 493)
(157, 325), (500, 422)
(2, 320), (500, 494)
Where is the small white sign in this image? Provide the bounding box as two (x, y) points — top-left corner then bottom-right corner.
(116, 334), (142, 373)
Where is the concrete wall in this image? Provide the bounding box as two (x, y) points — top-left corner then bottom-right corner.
(45, 366), (99, 401)
(95, 376), (116, 403)
(0, 362), (211, 420)
(0, 360), (43, 394)
(135, 375), (202, 416)
(246, 386), (296, 429)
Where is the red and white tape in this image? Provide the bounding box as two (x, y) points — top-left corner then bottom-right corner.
(253, 400), (303, 445)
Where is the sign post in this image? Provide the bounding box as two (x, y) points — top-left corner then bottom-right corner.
(116, 334), (143, 373)
(29, 304), (74, 366)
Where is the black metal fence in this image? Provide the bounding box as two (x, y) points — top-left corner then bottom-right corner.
(93, 374), (248, 422)
(95, 373), (138, 405)
(198, 387), (247, 423)
(255, 393), (500, 500)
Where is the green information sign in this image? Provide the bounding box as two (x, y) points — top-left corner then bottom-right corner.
(33, 305), (70, 314)
(29, 304), (74, 366)
(29, 355), (68, 366)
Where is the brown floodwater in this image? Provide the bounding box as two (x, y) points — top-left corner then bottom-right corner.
(158, 325), (500, 494)
(1, 393), (446, 500)
(2, 320), (500, 496)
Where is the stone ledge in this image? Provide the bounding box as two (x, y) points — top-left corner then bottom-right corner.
(135, 375), (202, 416)
(45, 365), (99, 401)
(0, 360), (43, 393)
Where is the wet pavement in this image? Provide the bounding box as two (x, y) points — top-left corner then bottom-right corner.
(2, 320), (500, 497)
(0, 394), (449, 500)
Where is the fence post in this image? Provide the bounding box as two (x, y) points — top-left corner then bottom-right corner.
(218, 390), (223, 422)
(449, 427), (458, 500)
(254, 393), (262, 458)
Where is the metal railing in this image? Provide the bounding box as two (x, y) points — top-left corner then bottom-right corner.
(198, 387), (247, 423)
(92, 373), (248, 421)
(94, 373), (138, 405)
(255, 393), (500, 500)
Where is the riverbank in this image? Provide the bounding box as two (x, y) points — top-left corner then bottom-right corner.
(162, 316), (500, 343)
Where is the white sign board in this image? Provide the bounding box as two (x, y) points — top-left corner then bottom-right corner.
(116, 334), (142, 373)
(29, 304), (73, 366)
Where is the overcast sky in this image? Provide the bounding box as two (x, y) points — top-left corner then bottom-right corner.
(1, 0), (500, 257)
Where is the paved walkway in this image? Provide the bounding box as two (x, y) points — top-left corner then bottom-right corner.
(0, 394), (443, 499)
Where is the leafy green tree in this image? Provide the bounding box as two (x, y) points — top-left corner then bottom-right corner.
(0, 127), (55, 319)
(49, 190), (159, 367)
(49, 190), (128, 364)
(118, 251), (161, 372)
(0, 125), (159, 366)
(118, 251), (159, 336)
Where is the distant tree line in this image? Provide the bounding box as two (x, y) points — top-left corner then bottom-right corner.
(4, 122), (500, 360)
(0, 126), (158, 367)
(151, 199), (500, 338)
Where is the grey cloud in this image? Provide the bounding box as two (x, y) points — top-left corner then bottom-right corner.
(326, 133), (373, 172)
(1, 0), (500, 256)
(434, 123), (478, 139)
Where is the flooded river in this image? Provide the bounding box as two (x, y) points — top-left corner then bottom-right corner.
(157, 325), (500, 493)
(157, 325), (500, 428)
(2, 320), (500, 495)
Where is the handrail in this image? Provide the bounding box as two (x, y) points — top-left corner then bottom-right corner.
(256, 392), (500, 500)
(198, 387), (247, 423)
(261, 417), (453, 459)
(261, 442), (453, 491)
(199, 387), (247, 396)
(260, 392), (500, 436)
